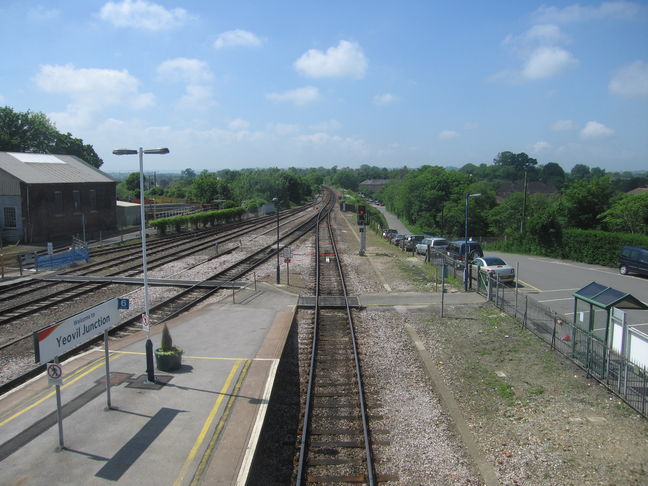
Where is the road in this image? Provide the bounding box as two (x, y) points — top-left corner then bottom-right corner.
(370, 203), (648, 332)
(487, 250), (648, 333)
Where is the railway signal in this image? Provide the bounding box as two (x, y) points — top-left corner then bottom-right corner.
(357, 205), (367, 225)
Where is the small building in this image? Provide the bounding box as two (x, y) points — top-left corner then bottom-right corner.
(358, 179), (390, 194)
(0, 152), (117, 243)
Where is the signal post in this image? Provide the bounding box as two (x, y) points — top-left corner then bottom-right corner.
(357, 205), (367, 256)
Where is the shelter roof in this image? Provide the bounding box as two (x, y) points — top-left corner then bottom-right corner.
(573, 282), (648, 310)
(0, 152), (115, 184)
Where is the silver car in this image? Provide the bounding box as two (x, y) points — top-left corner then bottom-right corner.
(473, 257), (515, 282)
(415, 237), (449, 255)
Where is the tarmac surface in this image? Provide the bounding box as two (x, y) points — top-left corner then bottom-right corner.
(0, 275), (484, 486)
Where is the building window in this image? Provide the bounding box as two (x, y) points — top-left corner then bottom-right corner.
(54, 191), (64, 215)
(89, 189), (97, 211)
(73, 190), (81, 213)
(3, 207), (17, 228)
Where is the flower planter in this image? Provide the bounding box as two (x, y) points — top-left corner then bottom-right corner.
(155, 348), (183, 371)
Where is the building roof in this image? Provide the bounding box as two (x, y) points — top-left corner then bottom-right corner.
(359, 179), (390, 185)
(573, 282), (648, 311)
(627, 186), (648, 195)
(0, 152), (115, 184)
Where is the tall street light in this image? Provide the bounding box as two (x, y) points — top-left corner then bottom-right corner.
(464, 192), (481, 291)
(113, 147), (169, 383)
(272, 197), (280, 284)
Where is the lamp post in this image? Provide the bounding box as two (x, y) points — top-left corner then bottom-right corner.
(113, 147), (169, 383)
(464, 192), (481, 291)
(272, 197), (280, 284)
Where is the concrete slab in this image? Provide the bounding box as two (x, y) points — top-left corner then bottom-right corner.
(0, 284), (297, 486)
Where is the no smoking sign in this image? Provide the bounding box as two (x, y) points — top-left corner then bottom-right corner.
(47, 363), (63, 386)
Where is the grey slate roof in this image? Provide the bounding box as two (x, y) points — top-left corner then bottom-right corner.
(0, 152), (115, 184)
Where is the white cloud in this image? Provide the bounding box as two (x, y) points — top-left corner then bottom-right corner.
(296, 132), (369, 157)
(522, 46), (578, 79)
(33, 64), (154, 111)
(294, 40), (368, 79)
(310, 119), (342, 131)
(99, 0), (190, 31)
(157, 58), (214, 110)
(214, 29), (263, 49)
(373, 93), (396, 106)
(266, 86), (320, 106)
(267, 123), (300, 136)
(176, 84), (215, 111)
(157, 58), (212, 84)
(609, 60), (648, 97)
(438, 130), (459, 140)
(533, 2), (644, 23)
(551, 119), (577, 131)
(229, 118), (250, 131)
(494, 23), (577, 83)
(580, 121), (615, 139)
(532, 141), (551, 152)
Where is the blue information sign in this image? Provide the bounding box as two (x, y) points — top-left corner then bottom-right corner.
(117, 298), (130, 310)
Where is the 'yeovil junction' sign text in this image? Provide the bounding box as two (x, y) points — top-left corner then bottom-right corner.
(33, 298), (120, 364)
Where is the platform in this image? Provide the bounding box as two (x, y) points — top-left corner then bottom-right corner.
(0, 282), (297, 486)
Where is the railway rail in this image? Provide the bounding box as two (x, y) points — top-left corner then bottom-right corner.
(296, 208), (378, 484)
(0, 190), (333, 394)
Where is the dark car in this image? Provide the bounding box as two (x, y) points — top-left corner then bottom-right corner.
(446, 240), (484, 262)
(383, 228), (397, 239)
(619, 246), (648, 276)
(391, 234), (406, 246)
(403, 234), (426, 252)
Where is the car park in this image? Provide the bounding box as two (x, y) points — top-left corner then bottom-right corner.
(383, 228), (397, 239)
(391, 234), (406, 246)
(446, 240), (484, 262)
(415, 237), (449, 255)
(403, 234), (426, 252)
(473, 256), (515, 282)
(619, 246), (648, 276)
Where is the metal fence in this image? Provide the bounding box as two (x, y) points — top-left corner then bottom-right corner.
(473, 271), (648, 418)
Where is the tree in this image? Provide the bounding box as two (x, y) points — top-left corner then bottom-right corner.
(540, 162), (565, 188)
(570, 164), (590, 180)
(493, 151), (538, 182)
(187, 172), (229, 203)
(561, 176), (616, 230)
(599, 193), (648, 234)
(0, 106), (103, 167)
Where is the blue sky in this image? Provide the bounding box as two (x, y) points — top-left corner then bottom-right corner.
(1, 0), (647, 173)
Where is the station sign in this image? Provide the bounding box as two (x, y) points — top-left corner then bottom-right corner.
(33, 298), (119, 364)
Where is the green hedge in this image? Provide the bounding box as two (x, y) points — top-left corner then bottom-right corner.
(150, 207), (245, 234)
(560, 229), (648, 267)
(490, 229), (648, 268)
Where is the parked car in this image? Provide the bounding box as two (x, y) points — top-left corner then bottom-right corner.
(416, 237), (449, 255)
(383, 228), (397, 239)
(473, 256), (515, 282)
(446, 240), (484, 262)
(619, 246), (648, 276)
(403, 234), (426, 252)
(391, 234), (406, 246)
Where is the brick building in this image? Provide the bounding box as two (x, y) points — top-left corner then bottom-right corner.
(0, 152), (117, 243)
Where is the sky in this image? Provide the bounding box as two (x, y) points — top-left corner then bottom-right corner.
(1, 0), (647, 174)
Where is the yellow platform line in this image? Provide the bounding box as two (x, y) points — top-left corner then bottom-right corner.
(0, 353), (123, 427)
(173, 359), (242, 486)
(191, 359), (252, 486)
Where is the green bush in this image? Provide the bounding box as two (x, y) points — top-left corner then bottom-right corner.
(149, 207), (245, 234)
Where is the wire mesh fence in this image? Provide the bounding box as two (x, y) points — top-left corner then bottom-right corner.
(471, 270), (648, 418)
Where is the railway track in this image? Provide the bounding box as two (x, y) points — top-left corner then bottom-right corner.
(0, 190), (334, 394)
(296, 208), (378, 484)
(0, 203), (312, 309)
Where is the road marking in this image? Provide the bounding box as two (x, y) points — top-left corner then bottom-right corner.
(517, 279), (542, 292)
(115, 350), (276, 361)
(538, 298), (573, 303)
(236, 359), (280, 486)
(191, 359), (253, 486)
(0, 354), (123, 427)
(173, 359), (242, 486)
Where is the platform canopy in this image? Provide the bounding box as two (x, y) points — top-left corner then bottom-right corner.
(573, 282), (648, 311)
